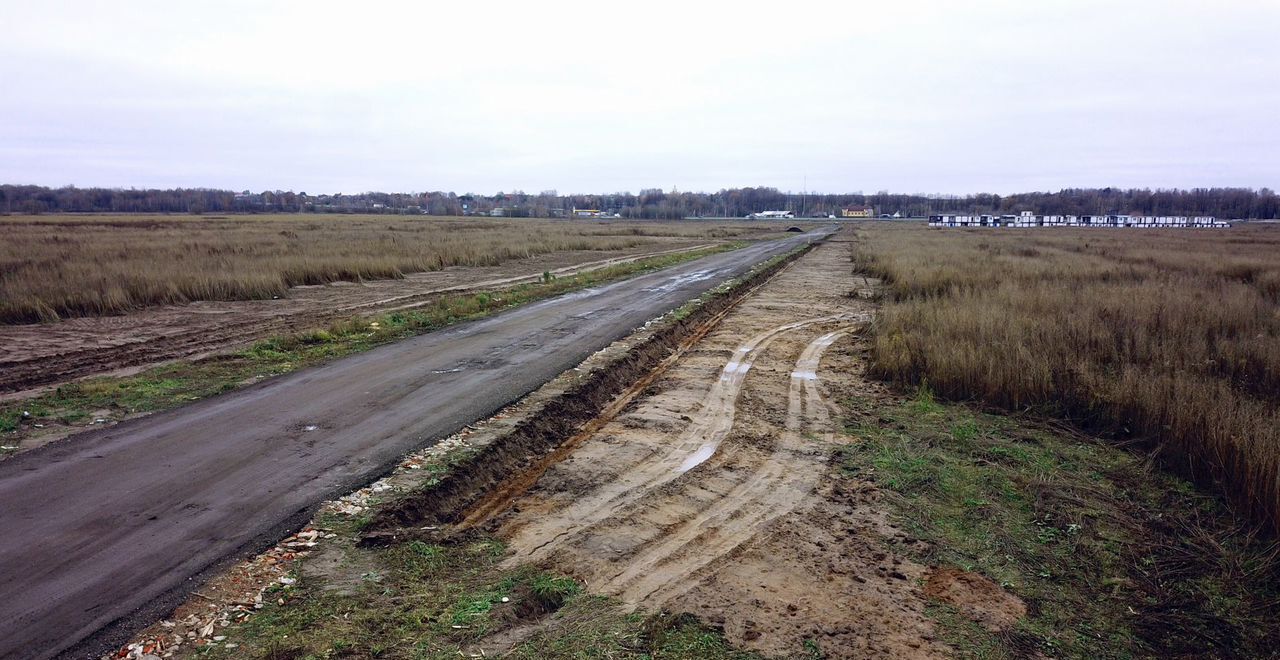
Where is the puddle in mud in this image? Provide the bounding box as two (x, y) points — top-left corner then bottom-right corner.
(676, 443), (717, 473)
(721, 358), (750, 378)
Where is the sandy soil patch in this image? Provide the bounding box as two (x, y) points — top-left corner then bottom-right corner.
(460, 236), (1020, 657)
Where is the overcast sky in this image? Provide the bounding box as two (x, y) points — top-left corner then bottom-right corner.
(1, 0), (1276, 195)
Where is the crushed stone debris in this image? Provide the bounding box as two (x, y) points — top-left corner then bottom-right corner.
(101, 525), (316, 659)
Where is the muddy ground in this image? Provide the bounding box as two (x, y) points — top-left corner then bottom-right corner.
(461, 236), (1020, 658)
(0, 239), (717, 397)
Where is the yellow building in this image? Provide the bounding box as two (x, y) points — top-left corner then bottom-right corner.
(840, 207), (874, 218)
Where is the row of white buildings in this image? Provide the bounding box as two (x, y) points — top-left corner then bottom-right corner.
(928, 211), (1231, 229)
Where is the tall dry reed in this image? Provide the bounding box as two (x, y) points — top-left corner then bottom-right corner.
(855, 223), (1280, 530)
(0, 215), (774, 323)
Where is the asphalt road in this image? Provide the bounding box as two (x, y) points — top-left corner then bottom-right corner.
(0, 228), (833, 659)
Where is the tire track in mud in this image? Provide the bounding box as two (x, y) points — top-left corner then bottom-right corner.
(474, 238), (960, 658)
(499, 306), (870, 615)
(500, 315), (857, 567)
(598, 326), (859, 607)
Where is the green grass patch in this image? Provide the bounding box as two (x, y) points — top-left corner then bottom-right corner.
(836, 389), (1280, 658)
(193, 531), (758, 660)
(638, 613), (761, 659)
(198, 536), (558, 658)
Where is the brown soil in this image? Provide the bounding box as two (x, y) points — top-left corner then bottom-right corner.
(0, 240), (712, 397)
(924, 566), (1028, 633)
(424, 234), (1026, 658)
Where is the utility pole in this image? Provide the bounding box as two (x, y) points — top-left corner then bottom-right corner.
(802, 175), (807, 217)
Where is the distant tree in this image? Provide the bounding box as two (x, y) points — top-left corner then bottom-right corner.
(0, 184), (1275, 218)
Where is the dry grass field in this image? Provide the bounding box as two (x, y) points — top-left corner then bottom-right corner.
(853, 222), (1280, 531)
(0, 215), (778, 324)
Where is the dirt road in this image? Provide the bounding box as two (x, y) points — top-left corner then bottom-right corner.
(0, 229), (830, 660)
(472, 237), (957, 658)
(0, 240), (721, 396)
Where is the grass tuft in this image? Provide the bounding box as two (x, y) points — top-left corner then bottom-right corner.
(837, 389), (1280, 658)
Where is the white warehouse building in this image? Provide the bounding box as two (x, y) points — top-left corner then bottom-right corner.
(927, 211), (1230, 229)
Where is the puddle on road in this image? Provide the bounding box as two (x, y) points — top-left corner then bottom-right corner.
(643, 269), (718, 294)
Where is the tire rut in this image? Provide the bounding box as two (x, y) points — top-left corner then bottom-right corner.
(603, 326), (856, 607)
(477, 236), (957, 658)
(500, 315), (855, 568)
(522, 323), (860, 608)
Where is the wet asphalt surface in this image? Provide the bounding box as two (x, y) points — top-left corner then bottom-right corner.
(0, 228), (832, 659)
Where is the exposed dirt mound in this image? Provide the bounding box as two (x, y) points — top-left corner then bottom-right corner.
(924, 566), (1028, 632)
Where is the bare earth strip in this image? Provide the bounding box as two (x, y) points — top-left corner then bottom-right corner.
(599, 326), (857, 606)
(499, 314), (852, 565)
(478, 237), (957, 658)
(0, 240), (716, 396)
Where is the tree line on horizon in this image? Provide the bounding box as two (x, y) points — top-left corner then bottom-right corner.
(1, 184), (1276, 219)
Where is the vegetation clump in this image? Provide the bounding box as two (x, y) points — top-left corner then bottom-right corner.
(184, 505), (756, 659)
(838, 389), (1280, 658)
(853, 223), (1280, 532)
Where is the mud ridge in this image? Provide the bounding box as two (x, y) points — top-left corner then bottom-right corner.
(359, 244), (818, 543)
